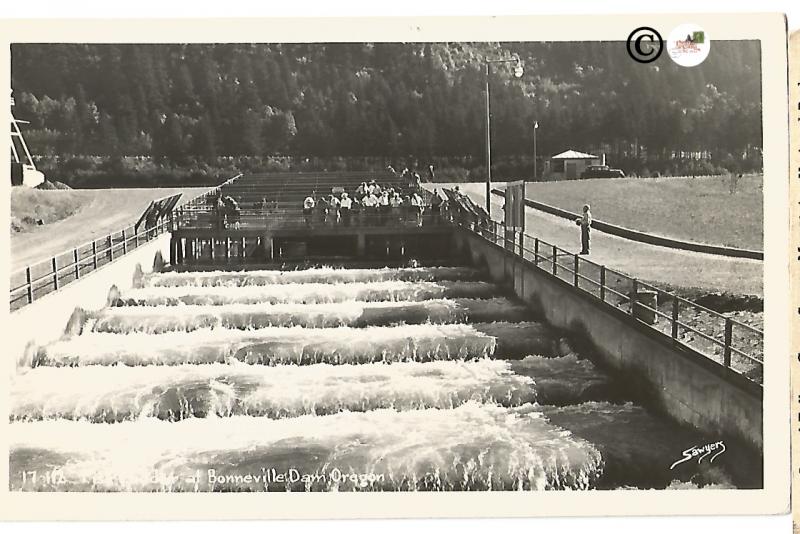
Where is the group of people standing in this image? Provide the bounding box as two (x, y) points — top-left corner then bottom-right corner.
(303, 179), (426, 227)
(208, 172), (594, 256)
(213, 194), (241, 230)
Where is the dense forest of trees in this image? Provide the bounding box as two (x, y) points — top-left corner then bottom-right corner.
(11, 41), (762, 185)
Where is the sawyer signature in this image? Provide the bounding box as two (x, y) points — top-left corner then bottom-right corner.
(669, 441), (726, 470)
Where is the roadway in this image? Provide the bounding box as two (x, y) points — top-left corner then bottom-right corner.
(10, 187), (207, 273)
(426, 182), (763, 297)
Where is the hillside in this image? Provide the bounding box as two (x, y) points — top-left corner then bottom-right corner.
(11, 41), (762, 182)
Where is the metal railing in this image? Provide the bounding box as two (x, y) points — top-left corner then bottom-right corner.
(180, 173), (243, 211)
(9, 218), (172, 311)
(172, 204), (444, 232)
(460, 216), (763, 385)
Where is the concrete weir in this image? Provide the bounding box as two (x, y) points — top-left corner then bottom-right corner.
(8, 234), (171, 372)
(8, 222), (762, 490)
(453, 227), (763, 456)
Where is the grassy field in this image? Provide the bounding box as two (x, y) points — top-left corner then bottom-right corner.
(10, 188), (90, 234)
(524, 175), (763, 250)
(437, 182), (763, 297)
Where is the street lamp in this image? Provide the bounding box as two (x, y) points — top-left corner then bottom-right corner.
(484, 55), (524, 217)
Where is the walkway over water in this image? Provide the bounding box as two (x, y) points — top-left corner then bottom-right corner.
(170, 171), (449, 265)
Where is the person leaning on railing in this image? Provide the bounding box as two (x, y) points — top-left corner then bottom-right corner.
(340, 192), (353, 226)
(390, 191), (403, 224)
(303, 195), (315, 227)
(410, 191), (424, 227)
(362, 190), (379, 224)
(378, 190), (390, 226)
(317, 195), (330, 225)
(328, 194), (340, 226)
(430, 189), (443, 224)
(402, 193), (412, 225)
(215, 194), (226, 230)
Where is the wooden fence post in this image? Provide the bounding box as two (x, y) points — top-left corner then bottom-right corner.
(534, 238), (539, 267)
(573, 254), (579, 287)
(73, 249), (80, 279)
(108, 235), (114, 262)
(92, 241), (98, 270)
(671, 298), (680, 339)
(52, 257), (59, 291)
(723, 319), (733, 368)
(552, 246), (557, 276)
(26, 267), (33, 304)
(600, 265), (606, 301)
(122, 229), (128, 254)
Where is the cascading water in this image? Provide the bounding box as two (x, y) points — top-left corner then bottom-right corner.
(9, 266), (739, 491)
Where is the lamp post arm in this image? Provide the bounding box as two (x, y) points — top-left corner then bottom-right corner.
(485, 62), (492, 216)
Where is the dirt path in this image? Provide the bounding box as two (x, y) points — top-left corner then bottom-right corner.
(10, 188), (207, 272)
(427, 183), (763, 297)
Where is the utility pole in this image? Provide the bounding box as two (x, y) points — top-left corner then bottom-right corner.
(483, 57), (524, 218)
(484, 63), (492, 216)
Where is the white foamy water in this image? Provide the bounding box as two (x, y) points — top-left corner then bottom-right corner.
(32, 323), (501, 367)
(140, 266), (484, 288)
(10, 263), (743, 492)
(118, 280), (500, 306)
(11, 360), (536, 422)
(32, 322), (559, 368)
(87, 298), (532, 333)
(9, 402), (602, 491)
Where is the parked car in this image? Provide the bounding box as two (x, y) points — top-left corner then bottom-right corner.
(581, 165), (625, 179)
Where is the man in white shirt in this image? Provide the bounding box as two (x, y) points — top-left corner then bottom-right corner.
(410, 192), (424, 226)
(328, 194), (341, 225)
(303, 195), (315, 226)
(362, 192), (378, 224)
(339, 192), (353, 226)
(577, 204), (592, 254)
(378, 191), (390, 225)
(390, 192), (403, 224)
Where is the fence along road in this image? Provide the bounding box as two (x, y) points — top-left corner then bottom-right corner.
(9, 177), (241, 312)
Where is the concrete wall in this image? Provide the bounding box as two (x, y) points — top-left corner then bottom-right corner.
(455, 228), (763, 454)
(8, 234), (171, 374)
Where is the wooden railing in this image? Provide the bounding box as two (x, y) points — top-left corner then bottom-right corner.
(9, 175), (244, 312)
(9, 218), (172, 311)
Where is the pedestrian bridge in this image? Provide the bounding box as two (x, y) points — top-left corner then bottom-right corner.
(168, 172), (455, 265)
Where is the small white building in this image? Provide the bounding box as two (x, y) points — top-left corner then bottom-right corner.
(545, 149), (602, 180)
